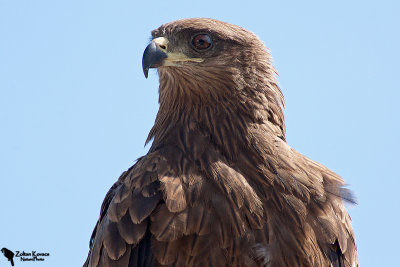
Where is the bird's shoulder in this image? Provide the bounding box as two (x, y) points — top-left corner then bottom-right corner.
(83, 150), (166, 267)
(248, 129), (358, 266)
(84, 140), (269, 267)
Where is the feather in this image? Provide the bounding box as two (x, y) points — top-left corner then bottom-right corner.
(116, 212), (147, 245)
(128, 190), (161, 224)
(102, 219), (127, 260)
(160, 175), (187, 212)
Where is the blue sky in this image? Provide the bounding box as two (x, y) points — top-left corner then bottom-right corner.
(0, 0), (398, 266)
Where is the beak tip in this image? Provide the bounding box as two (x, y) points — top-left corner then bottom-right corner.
(142, 41), (168, 79)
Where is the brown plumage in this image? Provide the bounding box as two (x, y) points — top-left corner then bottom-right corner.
(84, 18), (358, 267)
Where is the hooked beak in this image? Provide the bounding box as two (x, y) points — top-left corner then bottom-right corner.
(142, 37), (168, 78)
(142, 37), (204, 78)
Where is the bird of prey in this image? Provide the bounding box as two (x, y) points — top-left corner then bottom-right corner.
(84, 18), (358, 267)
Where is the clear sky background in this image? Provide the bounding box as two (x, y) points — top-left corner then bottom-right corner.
(0, 0), (398, 266)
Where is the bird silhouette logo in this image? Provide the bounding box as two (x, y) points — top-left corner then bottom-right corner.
(1, 248), (15, 266)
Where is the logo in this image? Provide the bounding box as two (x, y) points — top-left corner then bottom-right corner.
(1, 247), (50, 265)
(1, 248), (14, 266)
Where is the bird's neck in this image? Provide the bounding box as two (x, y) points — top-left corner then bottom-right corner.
(148, 101), (249, 160)
(147, 67), (285, 161)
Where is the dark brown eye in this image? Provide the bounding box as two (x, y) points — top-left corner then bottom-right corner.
(192, 34), (212, 50)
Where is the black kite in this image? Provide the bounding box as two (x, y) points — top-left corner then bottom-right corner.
(84, 18), (358, 267)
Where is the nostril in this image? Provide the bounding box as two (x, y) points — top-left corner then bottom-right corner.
(159, 45), (166, 50)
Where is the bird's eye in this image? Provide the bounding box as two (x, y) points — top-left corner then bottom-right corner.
(192, 34), (212, 50)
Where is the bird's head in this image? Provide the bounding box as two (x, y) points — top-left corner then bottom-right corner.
(143, 18), (285, 142)
(143, 18), (266, 77)
(143, 18), (283, 100)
